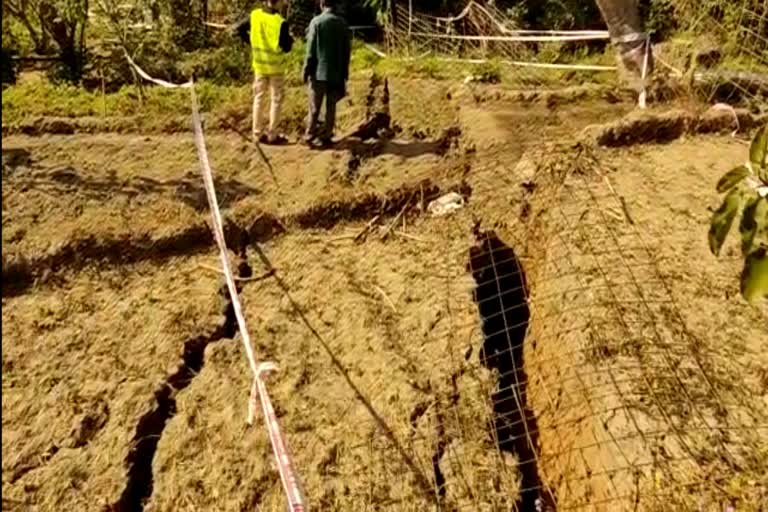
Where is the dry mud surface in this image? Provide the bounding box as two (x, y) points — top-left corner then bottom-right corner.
(3, 85), (767, 512)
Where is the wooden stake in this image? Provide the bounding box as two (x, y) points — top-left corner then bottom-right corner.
(381, 199), (411, 241)
(354, 214), (381, 243)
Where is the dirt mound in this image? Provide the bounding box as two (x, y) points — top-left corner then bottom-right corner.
(288, 179), (469, 230)
(587, 108), (767, 147)
(462, 83), (633, 108)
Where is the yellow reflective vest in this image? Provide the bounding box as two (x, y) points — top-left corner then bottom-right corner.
(250, 8), (285, 75)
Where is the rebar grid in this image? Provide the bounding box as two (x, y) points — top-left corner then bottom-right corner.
(236, 129), (765, 510)
(211, 3), (767, 510)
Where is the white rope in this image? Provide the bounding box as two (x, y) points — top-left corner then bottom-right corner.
(125, 53), (192, 89)
(613, 32), (648, 44)
(496, 29), (608, 36)
(710, 103), (740, 137)
(370, 45), (616, 71)
(364, 43), (387, 58)
(409, 31), (611, 42)
(436, 55), (617, 71)
(125, 53), (307, 512)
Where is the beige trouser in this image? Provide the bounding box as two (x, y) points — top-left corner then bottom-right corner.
(252, 74), (284, 140)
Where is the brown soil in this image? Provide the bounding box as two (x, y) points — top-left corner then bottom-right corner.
(3, 79), (767, 512)
(587, 108), (768, 147)
(2, 254), (224, 510)
(519, 137), (768, 510)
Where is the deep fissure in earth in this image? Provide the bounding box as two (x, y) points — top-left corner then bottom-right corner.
(110, 248), (252, 512)
(469, 230), (556, 511)
(2, 178), (471, 297)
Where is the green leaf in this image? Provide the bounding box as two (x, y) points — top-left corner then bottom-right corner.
(740, 196), (759, 255)
(740, 197), (768, 255)
(709, 187), (744, 256)
(750, 124), (767, 169)
(750, 124), (768, 183)
(716, 165), (750, 193)
(741, 246), (768, 305)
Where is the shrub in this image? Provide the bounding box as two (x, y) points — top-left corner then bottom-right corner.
(178, 44), (252, 84)
(470, 60), (502, 84)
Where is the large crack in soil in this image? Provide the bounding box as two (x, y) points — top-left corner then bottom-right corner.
(109, 246), (252, 512)
(431, 368), (465, 505)
(3, 179), (470, 297)
(468, 230), (556, 512)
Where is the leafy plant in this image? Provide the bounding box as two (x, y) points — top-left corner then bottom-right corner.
(470, 60), (502, 84)
(708, 123), (768, 305)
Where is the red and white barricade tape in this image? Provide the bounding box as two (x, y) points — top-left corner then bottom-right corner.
(125, 52), (307, 512)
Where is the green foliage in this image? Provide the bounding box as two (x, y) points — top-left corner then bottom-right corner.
(164, 0), (209, 51)
(709, 187), (743, 256)
(709, 124), (768, 305)
(178, 44), (252, 84)
(470, 60), (502, 84)
(0, 76), (252, 121)
(639, 0), (678, 39)
(376, 55), (445, 79)
(2, 0), (89, 81)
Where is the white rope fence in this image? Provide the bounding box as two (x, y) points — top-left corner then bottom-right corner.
(392, 0), (653, 108)
(124, 52), (307, 512)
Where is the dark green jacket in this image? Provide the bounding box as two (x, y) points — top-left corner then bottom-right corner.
(302, 8), (351, 85)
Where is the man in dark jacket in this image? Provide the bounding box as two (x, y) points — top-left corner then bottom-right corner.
(302, 0), (351, 147)
(234, 0), (294, 144)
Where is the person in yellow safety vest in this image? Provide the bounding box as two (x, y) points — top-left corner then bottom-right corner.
(235, 0), (294, 145)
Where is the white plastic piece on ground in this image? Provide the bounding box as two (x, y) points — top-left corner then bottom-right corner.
(428, 192), (466, 216)
(710, 103), (740, 136)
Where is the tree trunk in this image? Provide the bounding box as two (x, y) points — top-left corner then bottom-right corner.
(593, 0), (653, 80)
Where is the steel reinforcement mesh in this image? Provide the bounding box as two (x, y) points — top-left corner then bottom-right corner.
(215, 2), (768, 510)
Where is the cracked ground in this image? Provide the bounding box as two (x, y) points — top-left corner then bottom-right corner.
(3, 83), (767, 511)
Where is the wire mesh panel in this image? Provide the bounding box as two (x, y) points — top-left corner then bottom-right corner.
(382, 0), (620, 91)
(215, 1), (768, 509)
